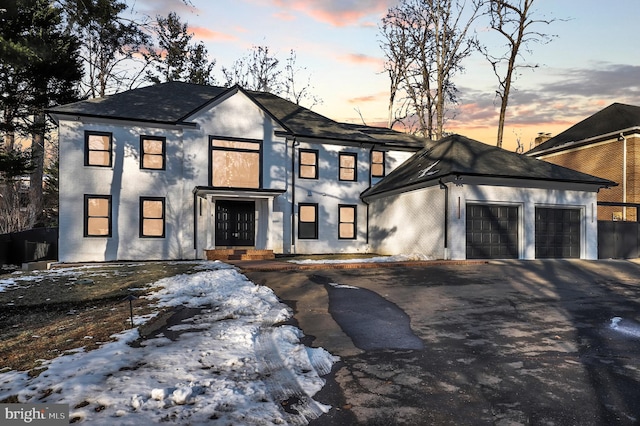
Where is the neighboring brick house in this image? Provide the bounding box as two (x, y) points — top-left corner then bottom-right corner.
(526, 103), (640, 221)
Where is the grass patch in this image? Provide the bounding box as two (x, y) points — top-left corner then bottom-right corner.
(0, 262), (201, 374)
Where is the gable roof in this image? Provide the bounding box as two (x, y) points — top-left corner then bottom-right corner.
(362, 134), (616, 199)
(47, 81), (425, 149)
(527, 103), (640, 156)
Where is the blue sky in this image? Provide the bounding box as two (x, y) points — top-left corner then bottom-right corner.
(136, 0), (640, 151)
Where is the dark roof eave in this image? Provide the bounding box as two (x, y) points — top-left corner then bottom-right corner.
(274, 130), (422, 149)
(192, 186), (287, 195)
(362, 172), (616, 200)
(46, 110), (197, 127)
(528, 126), (640, 157)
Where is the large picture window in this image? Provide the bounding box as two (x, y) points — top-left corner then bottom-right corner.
(85, 131), (112, 167)
(84, 195), (111, 237)
(299, 149), (318, 179)
(140, 197), (165, 238)
(211, 138), (261, 188)
(298, 203), (318, 239)
(339, 205), (357, 239)
(141, 136), (166, 170)
(371, 150), (385, 177)
(339, 152), (357, 181)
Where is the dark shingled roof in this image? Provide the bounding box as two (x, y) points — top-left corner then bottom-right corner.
(527, 103), (640, 156)
(48, 82), (228, 123)
(362, 134), (616, 199)
(48, 81), (425, 149)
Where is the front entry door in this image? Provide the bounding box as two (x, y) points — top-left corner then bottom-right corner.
(215, 200), (255, 246)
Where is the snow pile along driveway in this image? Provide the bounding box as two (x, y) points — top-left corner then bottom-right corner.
(0, 261), (338, 425)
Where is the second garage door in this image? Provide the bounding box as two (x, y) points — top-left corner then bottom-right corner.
(535, 207), (581, 258)
(466, 204), (519, 259)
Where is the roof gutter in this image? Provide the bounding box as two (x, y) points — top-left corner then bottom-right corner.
(529, 126), (640, 157)
(361, 172), (616, 202)
(46, 111), (198, 128)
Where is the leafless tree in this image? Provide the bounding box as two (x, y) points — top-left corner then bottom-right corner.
(223, 46), (282, 93)
(282, 50), (322, 108)
(0, 147), (36, 233)
(63, 0), (151, 98)
(380, 0), (483, 140)
(480, 0), (557, 148)
(223, 46), (322, 108)
(379, 10), (413, 130)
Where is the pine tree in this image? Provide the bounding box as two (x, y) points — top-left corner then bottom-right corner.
(146, 12), (216, 85)
(0, 0), (82, 229)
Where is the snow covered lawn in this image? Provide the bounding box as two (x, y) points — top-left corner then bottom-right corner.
(0, 261), (338, 425)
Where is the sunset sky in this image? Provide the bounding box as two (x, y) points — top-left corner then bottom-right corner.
(135, 0), (640, 152)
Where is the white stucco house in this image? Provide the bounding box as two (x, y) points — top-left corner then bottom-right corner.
(47, 82), (420, 262)
(48, 82), (614, 263)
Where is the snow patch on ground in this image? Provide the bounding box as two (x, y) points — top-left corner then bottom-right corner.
(610, 317), (640, 338)
(0, 261), (338, 425)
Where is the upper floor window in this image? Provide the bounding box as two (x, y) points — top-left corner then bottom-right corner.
(339, 152), (357, 181)
(84, 195), (111, 237)
(371, 150), (385, 177)
(141, 136), (166, 170)
(140, 197), (165, 238)
(299, 149), (318, 179)
(85, 131), (112, 167)
(211, 138), (261, 188)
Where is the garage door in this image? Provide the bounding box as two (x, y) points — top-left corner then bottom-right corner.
(535, 207), (580, 258)
(466, 204), (519, 259)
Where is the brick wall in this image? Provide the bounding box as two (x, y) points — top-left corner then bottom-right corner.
(538, 137), (636, 221)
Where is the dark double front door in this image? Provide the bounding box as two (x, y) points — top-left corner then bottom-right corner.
(215, 200), (255, 246)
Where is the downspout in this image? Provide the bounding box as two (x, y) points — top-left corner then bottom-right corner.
(192, 190), (198, 254)
(439, 179), (449, 259)
(290, 137), (299, 253)
(366, 147), (375, 245)
(621, 133), (627, 220)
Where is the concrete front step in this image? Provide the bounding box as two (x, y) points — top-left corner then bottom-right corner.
(205, 249), (275, 261)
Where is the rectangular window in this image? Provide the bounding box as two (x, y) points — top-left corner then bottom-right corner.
(85, 131), (112, 167)
(339, 205), (357, 239)
(298, 203), (318, 239)
(339, 152), (357, 181)
(140, 197), (165, 238)
(371, 150), (385, 177)
(84, 195), (111, 237)
(211, 138), (261, 188)
(299, 149), (318, 179)
(141, 136), (166, 170)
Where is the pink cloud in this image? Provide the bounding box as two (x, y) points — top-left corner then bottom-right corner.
(273, 10), (297, 21)
(348, 95), (378, 104)
(267, 0), (395, 27)
(190, 26), (238, 42)
(341, 53), (384, 68)
(347, 91), (387, 104)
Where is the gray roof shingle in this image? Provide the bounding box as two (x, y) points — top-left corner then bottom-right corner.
(527, 103), (640, 156)
(362, 134), (616, 199)
(48, 81), (425, 149)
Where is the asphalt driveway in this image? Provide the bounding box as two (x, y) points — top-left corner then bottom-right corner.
(244, 259), (640, 425)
